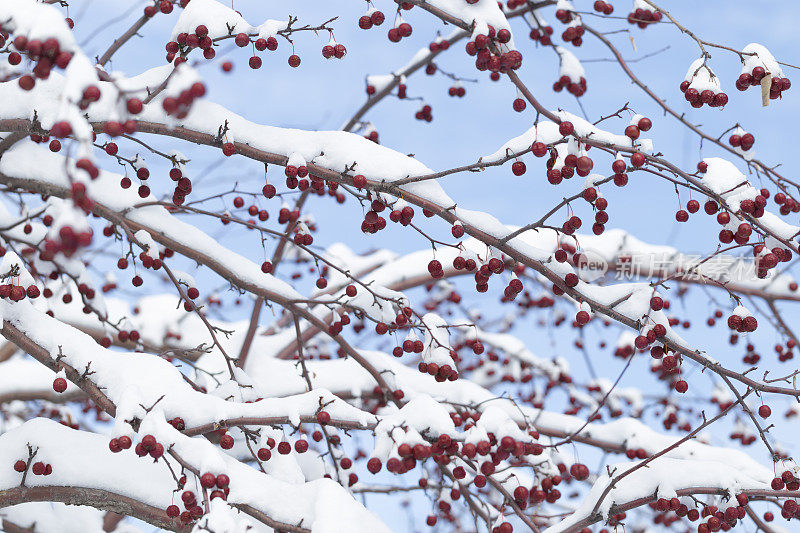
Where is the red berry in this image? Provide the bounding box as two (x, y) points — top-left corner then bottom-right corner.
(52, 377), (67, 393)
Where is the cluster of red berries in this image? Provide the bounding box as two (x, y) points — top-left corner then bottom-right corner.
(325, 306), (352, 335)
(429, 39), (451, 55)
(321, 42), (347, 59)
(502, 276), (525, 301)
(110, 433), (164, 458)
(68, 179), (97, 215)
(649, 493), (753, 531)
(162, 81), (206, 120)
(284, 162), (309, 189)
(528, 25), (553, 45)
(415, 104), (433, 122)
(561, 24), (585, 47)
(553, 75), (587, 97)
(635, 322), (669, 351)
(451, 248), (479, 272)
(130, 251), (162, 273)
(473, 257), (506, 293)
(774, 191), (800, 215)
(143, 0), (189, 18)
(544, 148), (607, 190)
(660, 407), (692, 431)
(649, 349), (682, 385)
(277, 206), (300, 226)
(0, 282), (40, 301)
(107, 435), (133, 453)
(117, 328), (142, 343)
(371, 306), (413, 337)
(727, 313), (757, 333)
(360, 196), (388, 234)
(592, 1), (615, 14)
(728, 131), (755, 151)
(10, 34), (73, 91)
(136, 435), (165, 458)
(168, 417), (186, 430)
(736, 66), (791, 98)
(418, 355), (459, 382)
(554, 9), (575, 24)
(358, 10), (385, 30)
(167, 487), (208, 525)
(41, 220), (93, 262)
(292, 225), (314, 246)
(13, 459), (52, 476)
(447, 84), (466, 97)
(753, 243), (788, 278)
(167, 24), (219, 63)
(389, 204), (415, 226)
(739, 341), (760, 365)
(283, 164), (339, 200)
(393, 336), (425, 358)
(423, 257), (444, 278)
(679, 81), (728, 108)
(706, 197), (777, 248)
(465, 27), (521, 74)
(388, 22), (413, 43)
(589, 191), (611, 235)
(168, 167), (192, 205)
(674, 199), (700, 223)
(624, 116), (653, 140)
(628, 7), (662, 28)
(199, 471), (230, 497)
(771, 469), (800, 494)
(115, 249), (175, 291)
(553, 9), (583, 45)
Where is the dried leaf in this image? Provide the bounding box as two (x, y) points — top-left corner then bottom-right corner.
(761, 73), (772, 107)
(629, 35), (637, 52)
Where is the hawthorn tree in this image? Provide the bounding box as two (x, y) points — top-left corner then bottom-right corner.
(0, 0), (798, 532)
